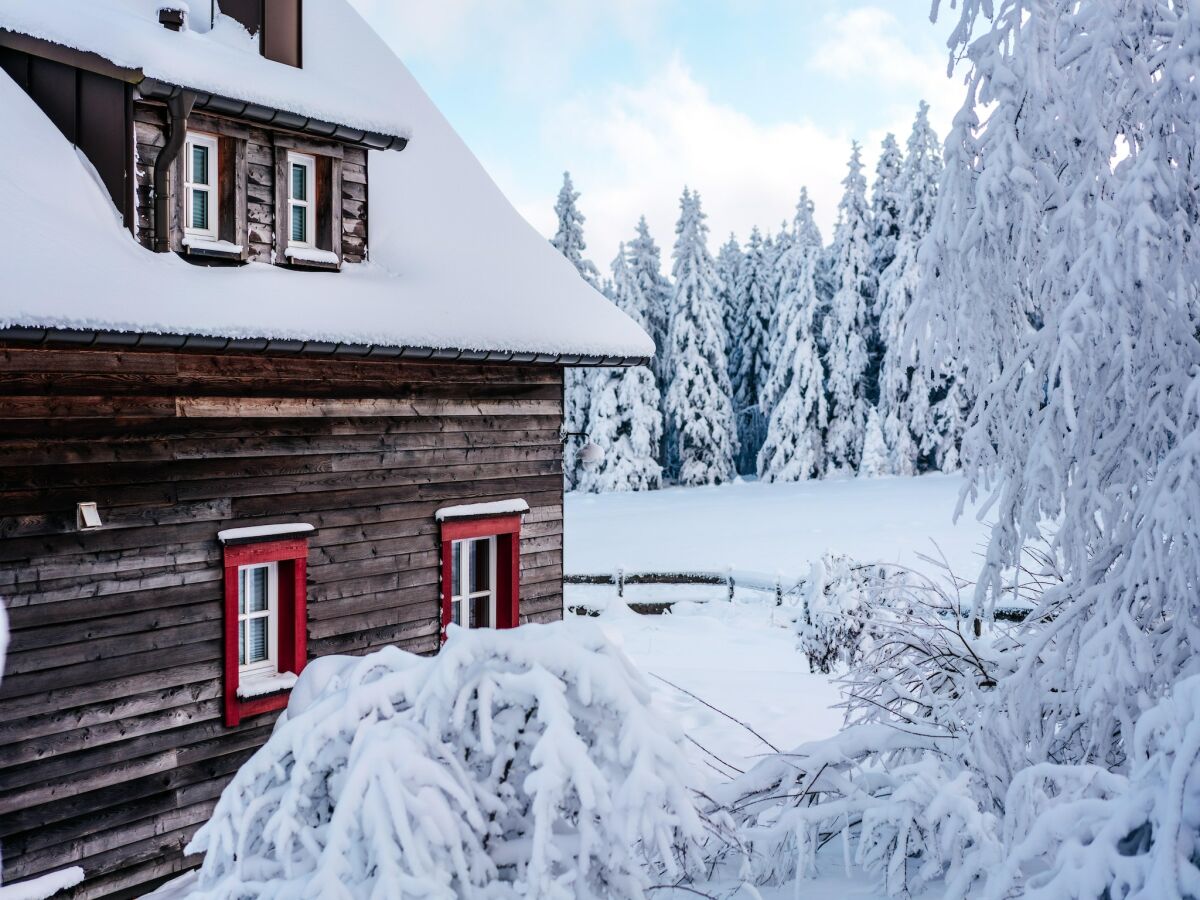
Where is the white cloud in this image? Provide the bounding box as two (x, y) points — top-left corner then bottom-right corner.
(347, 0), (666, 94)
(507, 57), (855, 273)
(810, 6), (964, 144)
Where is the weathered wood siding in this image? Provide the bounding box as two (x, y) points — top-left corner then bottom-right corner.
(0, 346), (564, 898)
(133, 102), (368, 264)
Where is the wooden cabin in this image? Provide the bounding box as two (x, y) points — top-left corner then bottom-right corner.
(0, 2), (652, 897)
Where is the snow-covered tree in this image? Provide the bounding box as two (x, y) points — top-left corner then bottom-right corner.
(664, 189), (738, 486)
(757, 189), (827, 482)
(550, 172), (602, 490)
(876, 102), (941, 475)
(870, 134), (903, 287)
(716, 233), (744, 376)
(761, 190), (823, 416)
(578, 244), (664, 493)
(728, 228), (773, 471)
(550, 171), (601, 289)
(185, 625), (705, 899)
(628, 216), (673, 389)
(857, 407), (888, 478)
(725, 3), (1200, 897)
(822, 143), (875, 474)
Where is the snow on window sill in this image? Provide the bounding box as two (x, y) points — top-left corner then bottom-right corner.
(285, 246), (340, 266)
(435, 499), (529, 522)
(218, 522), (315, 544)
(237, 671), (298, 699)
(182, 237), (244, 256)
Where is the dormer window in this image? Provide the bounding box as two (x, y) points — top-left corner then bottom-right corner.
(177, 121), (247, 260)
(276, 139), (343, 269)
(288, 152), (315, 248)
(185, 132), (219, 242)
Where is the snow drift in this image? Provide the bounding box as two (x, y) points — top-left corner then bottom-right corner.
(182, 623), (704, 899)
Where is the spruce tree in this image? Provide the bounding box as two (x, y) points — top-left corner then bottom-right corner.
(577, 244), (664, 493)
(550, 172), (601, 490)
(758, 190), (827, 482)
(857, 407), (889, 478)
(664, 189), (738, 486)
(627, 216), (673, 385)
(716, 233), (744, 377)
(822, 143), (876, 474)
(729, 228), (773, 471)
(877, 102), (942, 474)
(761, 193), (823, 415)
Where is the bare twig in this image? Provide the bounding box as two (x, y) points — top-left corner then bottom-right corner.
(650, 672), (780, 753)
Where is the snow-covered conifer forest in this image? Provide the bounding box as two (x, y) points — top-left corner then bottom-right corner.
(553, 97), (960, 491)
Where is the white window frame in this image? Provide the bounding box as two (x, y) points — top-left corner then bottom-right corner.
(287, 151), (317, 249)
(184, 132), (220, 242)
(450, 536), (497, 629)
(238, 562), (279, 680)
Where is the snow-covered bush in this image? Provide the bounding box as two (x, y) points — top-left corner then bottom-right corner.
(792, 554), (903, 674)
(183, 623), (705, 899)
(714, 569), (1008, 894)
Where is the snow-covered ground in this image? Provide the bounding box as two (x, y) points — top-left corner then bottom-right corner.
(564, 475), (982, 898)
(566, 472), (989, 580)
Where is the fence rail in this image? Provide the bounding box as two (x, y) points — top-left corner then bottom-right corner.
(564, 569), (1031, 621)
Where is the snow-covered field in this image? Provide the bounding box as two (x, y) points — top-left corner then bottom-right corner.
(566, 472), (989, 580)
(562, 475), (982, 898)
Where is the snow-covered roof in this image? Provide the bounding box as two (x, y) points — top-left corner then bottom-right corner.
(0, 3), (654, 362)
(0, 0), (409, 139)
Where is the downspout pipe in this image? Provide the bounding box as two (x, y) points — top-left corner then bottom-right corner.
(153, 88), (197, 252)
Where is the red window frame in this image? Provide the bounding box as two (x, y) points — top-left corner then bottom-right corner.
(440, 514), (521, 641)
(222, 537), (309, 726)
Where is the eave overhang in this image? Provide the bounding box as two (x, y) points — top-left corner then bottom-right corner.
(0, 327), (652, 368)
(0, 29), (409, 153)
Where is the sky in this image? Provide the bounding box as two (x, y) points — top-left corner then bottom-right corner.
(348, 1), (964, 271)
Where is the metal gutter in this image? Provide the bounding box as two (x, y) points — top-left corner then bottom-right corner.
(153, 88), (196, 253)
(0, 327), (652, 368)
(137, 79), (408, 152)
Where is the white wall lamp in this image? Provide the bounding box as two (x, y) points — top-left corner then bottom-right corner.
(76, 502), (103, 531)
(560, 429), (605, 470)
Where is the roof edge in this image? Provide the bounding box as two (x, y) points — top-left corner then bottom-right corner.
(0, 327), (652, 368)
(0, 30), (408, 152)
(138, 79), (408, 152)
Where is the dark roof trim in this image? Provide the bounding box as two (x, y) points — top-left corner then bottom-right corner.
(0, 327), (651, 368)
(0, 29), (142, 83)
(138, 78), (407, 152)
(0, 30), (408, 152)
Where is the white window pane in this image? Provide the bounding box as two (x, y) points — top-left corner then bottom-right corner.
(451, 598), (462, 627)
(291, 163), (307, 201)
(247, 618), (268, 663)
(238, 568), (247, 615)
(470, 594), (491, 629)
(451, 542), (461, 594)
(246, 567), (269, 613)
(191, 189), (209, 230)
(238, 621), (246, 665)
(290, 205), (306, 243)
(191, 144), (209, 185)
(470, 539), (491, 594)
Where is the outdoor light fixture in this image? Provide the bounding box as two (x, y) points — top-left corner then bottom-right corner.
(76, 502), (103, 530)
(561, 428), (605, 469)
(578, 442), (604, 468)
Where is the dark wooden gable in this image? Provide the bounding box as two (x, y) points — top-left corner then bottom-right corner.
(0, 46), (132, 227)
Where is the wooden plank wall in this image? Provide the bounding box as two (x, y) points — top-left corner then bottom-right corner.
(133, 102), (368, 264)
(0, 346), (564, 898)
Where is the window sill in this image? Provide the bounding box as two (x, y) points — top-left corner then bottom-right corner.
(182, 237), (246, 261)
(236, 671), (298, 699)
(284, 246), (341, 270)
